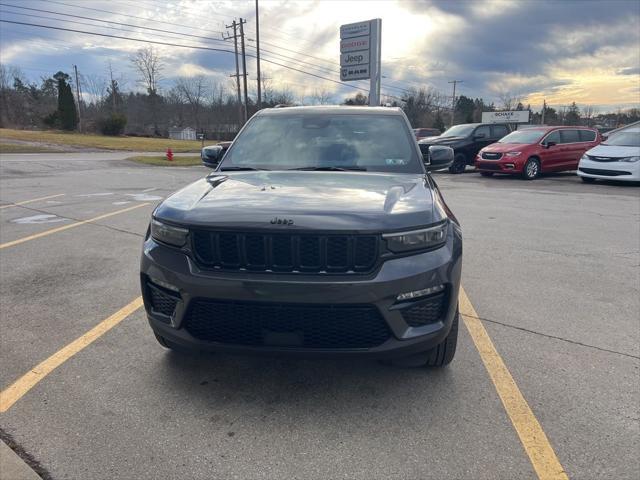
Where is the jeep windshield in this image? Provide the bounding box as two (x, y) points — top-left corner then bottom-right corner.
(219, 113), (423, 173)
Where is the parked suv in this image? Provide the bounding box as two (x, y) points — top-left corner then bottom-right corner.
(418, 122), (511, 173)
(475, 126), (601, 180)
(141, 106), (462, 368)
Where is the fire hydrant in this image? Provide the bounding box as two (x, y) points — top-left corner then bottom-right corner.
(166, 148), (173, 162)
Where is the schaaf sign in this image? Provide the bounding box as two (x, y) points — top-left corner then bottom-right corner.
(482, 110), (531, 124)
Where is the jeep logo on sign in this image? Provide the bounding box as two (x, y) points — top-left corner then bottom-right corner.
(270, 217), (294, 225)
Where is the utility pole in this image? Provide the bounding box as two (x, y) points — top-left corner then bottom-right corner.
(239, 18), (249, 122)
(255, 0), (262, 109)
(541, 99), (546, 125)
(448, 80), (462, 127)
(73, 64), (82, 132)
(224, 20), (243, 126)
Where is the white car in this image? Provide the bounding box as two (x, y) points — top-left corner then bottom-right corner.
(578, 127), (640, 183)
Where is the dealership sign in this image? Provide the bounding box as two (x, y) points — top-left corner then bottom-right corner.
(339, 19), (381, 106)
(482, 111), (530, 124)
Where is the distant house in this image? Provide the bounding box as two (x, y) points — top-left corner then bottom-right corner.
(168, 126), (196, 140)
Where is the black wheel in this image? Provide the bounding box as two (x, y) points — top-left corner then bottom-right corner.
(480, 172), (494, 177)
(522, 157), (540, 180)
(390, 308), (459, 368)
(581, 176), (596, 183)
(448, 153), (467, 174)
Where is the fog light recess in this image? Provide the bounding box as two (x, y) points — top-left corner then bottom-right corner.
(396, 284), (445, 302)
(149, 276), (180, 293)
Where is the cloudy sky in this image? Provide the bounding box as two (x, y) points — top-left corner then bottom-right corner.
(1, 0), (639, 111)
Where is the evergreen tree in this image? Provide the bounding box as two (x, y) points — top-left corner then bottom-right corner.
(54, 71), (78, 130)
(565, 102), (581, 125)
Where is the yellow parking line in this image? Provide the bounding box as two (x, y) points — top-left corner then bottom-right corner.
(0, 193), (65, 209)
(0, 203), (150, 250)
(0, 297), (143, 413)
(459, 287), (569, 480)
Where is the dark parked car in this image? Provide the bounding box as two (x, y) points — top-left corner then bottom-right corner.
(141, 106), (462, 368)
(419, 122), (511, 173)
(201, 141), (232, 167)
(413, 127), (442, 141)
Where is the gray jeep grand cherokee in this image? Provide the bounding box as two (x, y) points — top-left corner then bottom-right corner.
(141, 106), (462, 367)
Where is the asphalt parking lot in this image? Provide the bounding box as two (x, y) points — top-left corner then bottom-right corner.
(0, 152), (638, 480)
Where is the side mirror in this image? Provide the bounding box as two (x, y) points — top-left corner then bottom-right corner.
(424, 145), (454, 171)
(545, 141), (556, 149)
(201, 145), (223, 168)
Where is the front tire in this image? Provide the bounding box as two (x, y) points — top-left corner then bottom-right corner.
(390, 308), (459, 368)
(522, 157), (540, 180)
(449, 153), (467, 174)
(581, 176), (596, 183)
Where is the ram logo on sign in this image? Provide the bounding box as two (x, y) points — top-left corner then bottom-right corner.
(482, 111), (530, 124)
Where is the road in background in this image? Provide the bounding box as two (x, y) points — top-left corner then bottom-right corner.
(1, 153), (638, 479)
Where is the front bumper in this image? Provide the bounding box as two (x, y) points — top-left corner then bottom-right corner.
(140, 223), (462, 358)
(475, 156), (523, 173)
(577, 158), (640, 182)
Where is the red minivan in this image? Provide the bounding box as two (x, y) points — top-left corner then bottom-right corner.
(475, 126), (601, 179)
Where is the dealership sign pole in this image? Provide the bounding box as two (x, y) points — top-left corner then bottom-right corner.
(340, 19), (382, 106)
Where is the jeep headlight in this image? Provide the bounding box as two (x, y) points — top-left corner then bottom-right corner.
(383, 221), (448, 253)
(151, 218), (188, 247)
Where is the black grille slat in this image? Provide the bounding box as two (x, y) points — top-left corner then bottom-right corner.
(219, 233), (240, 266)
(326, 236), (349, 271)
(400, 292), (446, 327)
(184, 299), (391, 348)
(481, 152), (502, 160)
(192, 231), (378, 274)
(272, 235), (294, 270)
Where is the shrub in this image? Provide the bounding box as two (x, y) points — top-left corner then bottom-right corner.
(98, 113), (127, 135)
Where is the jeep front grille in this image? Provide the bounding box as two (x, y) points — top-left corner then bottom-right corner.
(191, 230), (379, 274)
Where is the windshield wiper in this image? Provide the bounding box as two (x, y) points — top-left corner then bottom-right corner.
(289, 166), (367, 171)
(219, 166), (269, 171)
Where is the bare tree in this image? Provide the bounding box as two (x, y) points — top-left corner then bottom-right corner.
(81, 74), (106, 105)
(582, 105), (597, 126)
(131, 46), (164, 94)
(498, 91), (522, 111)
(312, 87), (333, 105)
(175, 75), (209, 130)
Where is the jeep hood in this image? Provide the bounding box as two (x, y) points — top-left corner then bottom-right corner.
(154, 171), (439, 232)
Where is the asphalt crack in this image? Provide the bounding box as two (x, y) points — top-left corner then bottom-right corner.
(466, 313), (640, 360)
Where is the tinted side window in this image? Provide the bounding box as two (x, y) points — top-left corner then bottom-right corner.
(475, 125), (491, 138)
(579, 130), (596, 142)
(491, 125), (509, 138)
(560, 129), (580, 143)
(544, 131), (560, 144)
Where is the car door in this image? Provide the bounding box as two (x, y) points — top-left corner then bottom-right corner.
(491, 124), (510, 142)
(538, 130), (563, 171)
(471, 125), (493, 157)
(559, 129), (582, 170)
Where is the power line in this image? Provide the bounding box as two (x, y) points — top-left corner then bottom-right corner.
(9, 1), (417, 96)
(0, 18), (402, 100)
